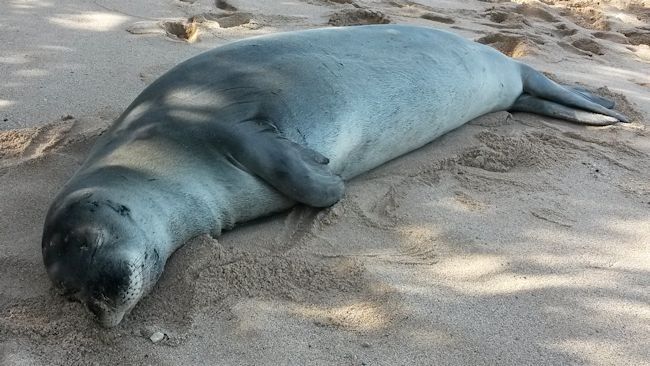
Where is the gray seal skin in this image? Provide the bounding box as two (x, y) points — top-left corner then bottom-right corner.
(41, 24), (628, 327)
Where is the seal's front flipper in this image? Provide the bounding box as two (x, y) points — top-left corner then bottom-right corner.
(511, 94), (619, 126)
(224, 120), (344, 207)
(519, 64), (629, 123)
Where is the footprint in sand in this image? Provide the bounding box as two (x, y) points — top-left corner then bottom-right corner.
(384, 0), (454, 24)
(163, 19), (199, 41)
(482, 3), (558, 30)
(476, 33), (538, 58)
(570, 37), (604, 55)
(215, 0), (237, 11)
(481, 10), (527, 30)
(622, 31), (650, 46)
(513, 3), (558, 23)
(554, 3), (610, 31)
(419, 12), (454, 24)
(592, 31), (629, 44)
(486, 11), (509, 24)
(556, 37), (605, 57)
(554, 23), (578, 37)
(486, 10), (520, 24)
(126, 11), (253, 42)
(328, 9), (390, 26)
(557, 41), (591, 57)
(196, 12), (253, 28)
(126, 18), (199, 42)
(387, 0), (435, 12)
(127, 0), (252, 42)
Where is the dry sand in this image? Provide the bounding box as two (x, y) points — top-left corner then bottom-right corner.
(1, 0), (649, 365)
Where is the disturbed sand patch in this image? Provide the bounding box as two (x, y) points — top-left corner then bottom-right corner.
(328, 8), (391, 26)
(476, 33), (538, 57)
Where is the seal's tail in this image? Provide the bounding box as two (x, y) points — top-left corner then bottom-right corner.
(511, 64), (629, 126)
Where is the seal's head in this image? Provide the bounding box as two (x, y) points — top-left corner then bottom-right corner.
(42, 190), (162, 327)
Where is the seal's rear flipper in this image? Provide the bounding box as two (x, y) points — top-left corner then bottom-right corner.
(567, 86), (615, 109)
(519, 64), (628, 123)
(511, 95), (619, 126)
(224, 120), (344, 207)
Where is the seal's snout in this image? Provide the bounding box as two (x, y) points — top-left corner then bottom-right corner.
(81, 251), (146, 327)
(72, 252), (144, 327)
(42, 216), (147, 326)
(41, 191), (157, 327)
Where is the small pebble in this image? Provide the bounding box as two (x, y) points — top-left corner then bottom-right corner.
(150, 331), (165, 343)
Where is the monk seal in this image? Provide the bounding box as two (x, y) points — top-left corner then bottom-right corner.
(41, 24), (628, 327)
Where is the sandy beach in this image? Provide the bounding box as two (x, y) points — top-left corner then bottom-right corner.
(1, 0), (649, 364)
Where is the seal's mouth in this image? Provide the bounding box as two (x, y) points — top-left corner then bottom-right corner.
(57, 288), (132, 328)
(86, 299), (128, 328)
